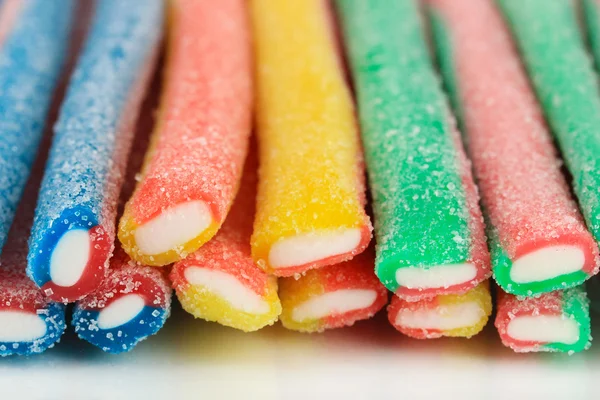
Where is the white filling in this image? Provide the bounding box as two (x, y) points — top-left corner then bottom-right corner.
(50, 229), (91, 287)
(395, 263), (477, 289)
(97, 294), (146, 330)
(135, 200), (212, 256)
(0, 311), (47, 342)
(395, 302), (484, 330)
(184, 267), (270, 314)
(510, 245), (585, 283)
(507, 315), (580, 344)
(291, 289), (377, 322)
(268, 229), (361, 269)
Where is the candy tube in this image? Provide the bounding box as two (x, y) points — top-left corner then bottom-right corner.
(250, 0), (372, 277)
(170, 145), (281, 332)
(27, 0), (164, 302)
(278, 250), (388, 333)
(426, 0), (599, 296)
(72, 74), (172, 354)
(0, 193), (66, 356)
(118, 0), (252, 267)
(498, 1), (600, 257)
(495, 286), (591, 353)
(0, 0), (83, 352)
(0, 0), (74, 253)
(388, 282), (491, 339)
(72, 249), (172, 354)
(336, 0), (490, 300)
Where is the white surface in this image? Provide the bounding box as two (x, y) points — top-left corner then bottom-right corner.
(395, 263), (477, 289)
(0, 311), (46, 342)
(510, 245), (585, 283)
(50, 229), (90, 287)
(184, 267), (270, 314)
(268, 228), (361, 269)
(135, 200), (212, 255)
(97, 294), (146, 330)
(395, 302), (485, 330)
(291, 289), (377, 322)
(506, 315), (580, 345)
(2, 305), (600, 400)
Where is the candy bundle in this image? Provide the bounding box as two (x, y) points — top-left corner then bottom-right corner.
(2, 0), (600, 357)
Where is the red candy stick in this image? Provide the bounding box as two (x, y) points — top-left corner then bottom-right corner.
(428, 0), (599, 295)
(119, 0), (252, 267)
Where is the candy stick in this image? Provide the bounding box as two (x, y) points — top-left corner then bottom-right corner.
(336, 0), (490, 300)
(388, 282), (491, 339)
(72, 249), (172, 354)
(0, 168), (66, 357)
(0, 0), (83, 354)
(498, 0), (600, 257)
(72, 69), (172, 354)
(249, 0), (372, 277)
(426, 0), (599, 296)
(118, 0), (252, 267)
(171, 145), (281, 332)
(278, 249), (388, 333)
(0, 0), (74, 253)
(495, 286), (591, 353)
(27, 0), (164, 302)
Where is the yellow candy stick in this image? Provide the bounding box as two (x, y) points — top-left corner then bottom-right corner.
(278, 250), (388, 333)
(388, 282), (492, 339)
(250, 0), (372, 277)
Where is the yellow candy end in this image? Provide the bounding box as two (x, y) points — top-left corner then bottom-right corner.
(437, 282), (492, 338)
(176, 277), (282, 332)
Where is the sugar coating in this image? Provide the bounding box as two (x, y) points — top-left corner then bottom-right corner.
(583, 0), (600, 70)
(495, 285), (591, 353)
(0, 0), (73, 253)
(72, 249), (172, 354)
(337, 0), (490, 299)
(0, 73), (69, 357)
(0, 151), (67, 358)
(250, 0), (372, 277)
(119, 0), (252, 267)
(278, 249), (388, 333)
(171, 146), (281, 332)
(428, 0), (600, 296)
(72, 68), (170, 353)
(26, 0), (163, 302)
(498, 0), (600, 252)
(388, 281), (491, 339)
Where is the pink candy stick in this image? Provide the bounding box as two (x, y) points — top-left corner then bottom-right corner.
(428, 0), (599, 295)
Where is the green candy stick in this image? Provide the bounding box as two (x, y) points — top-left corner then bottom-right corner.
(336, 0), (490, 300)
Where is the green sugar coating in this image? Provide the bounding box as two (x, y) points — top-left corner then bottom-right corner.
(583, 0), (600, 72)
(336, 0), (473, 292)
(428, 8), (590, 296)
(498, 0), (600, 242)
(548, 285), (591, 353)
(490, 224), (588, 296)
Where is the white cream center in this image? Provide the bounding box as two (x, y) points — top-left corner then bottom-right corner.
(395, 302), (484, 330)
(50, 229), (91, 287)
(269, 229), (361, 269)
(510, 245), (585, 283)
(184, 267), (270, 314)
(506, 315), (580, 344)
(395, 263), (477, 289)
(135, 200), (212, 256)
(292, 289), (377, 322)
(97, 294), (146, 330)
(0, 311), (47, 342)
